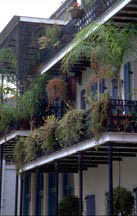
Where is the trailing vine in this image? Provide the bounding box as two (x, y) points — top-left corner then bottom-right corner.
(57, 109), (86, 146)
(87, 93), (110, 141)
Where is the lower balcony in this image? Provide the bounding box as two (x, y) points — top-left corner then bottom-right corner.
(17, 98), (137, 164)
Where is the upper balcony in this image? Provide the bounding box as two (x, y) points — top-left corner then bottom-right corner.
(41, 0), (137, 74)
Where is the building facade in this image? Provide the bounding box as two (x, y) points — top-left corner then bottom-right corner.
(0, 0), (137, 216)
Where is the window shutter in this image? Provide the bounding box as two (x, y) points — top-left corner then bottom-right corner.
(124, 62), (131, 100)
(62, 173), (73, 198)
(48, 173), (56, 216)
(99, 79), (105, 94)
(112, 79), (118, 99)
(80, 89), (85, 109)
(91, 83), (97, 95)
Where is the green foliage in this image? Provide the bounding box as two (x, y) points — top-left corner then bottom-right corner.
(24, 129), (41, 162)
(38, 25), (61, 49)
(15, 74), (49, 129)
(0, 48), (16, 102)
(87, 93), (110, 140)
(0, 103), (15, 132)
(106, 187), (134, 216)
(83, 0), (93, 11)
(59, 196), (79, 216)
(41, 115), (58, 150)
(0, 48), (16, 68)
(13, 137), (25, 170)
(57, 109), (86, 146)
(62, 22), (137, 97)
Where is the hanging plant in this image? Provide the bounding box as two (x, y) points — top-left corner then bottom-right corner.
(87, 93), (110, 141)
(57, 109), (86, 146)
(13, 137), (26, 170)
(24, 129), (42, 162)
(41, 115), (58, 150)
(48, 78), (66, 104)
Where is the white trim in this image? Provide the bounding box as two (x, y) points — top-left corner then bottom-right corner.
(41, 0), (132, 75)
(0, 130), (31, 145)
(20, 16), (68, 25)
(22, 132), (137, 172)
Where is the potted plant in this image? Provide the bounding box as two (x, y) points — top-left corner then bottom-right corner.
(68, 2), (81, 19)
(106, 187), (134, 216)
(59, 195), (79, 216)
(37, 25), (61, 49)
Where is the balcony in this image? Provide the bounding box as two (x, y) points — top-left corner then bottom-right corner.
(21, 98), (137, 162)
(41, 0), (135, 68)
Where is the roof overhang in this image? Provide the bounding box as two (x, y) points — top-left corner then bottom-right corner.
(22, 132), (137, 172)
(41, 0), (132, 75)
(0, 130), (31, 145)
(0, 15), (68, 46)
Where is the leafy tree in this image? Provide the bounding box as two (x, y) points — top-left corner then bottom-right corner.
(0, 48), (16, 102)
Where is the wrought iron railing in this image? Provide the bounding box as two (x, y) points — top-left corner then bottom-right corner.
(41, 0), (120, 65)
(109, 99), (137, 133)
(33, 99), (137, 160)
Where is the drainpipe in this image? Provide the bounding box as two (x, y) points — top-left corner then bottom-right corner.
(0, 144), (3, 214)
(108, 142), (113, 216)
(78, 152), (83, 216)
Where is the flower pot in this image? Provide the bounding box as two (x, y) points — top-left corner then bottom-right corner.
(70, 8), (81, 19)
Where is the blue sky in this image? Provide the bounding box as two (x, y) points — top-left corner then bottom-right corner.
(0, 0), (63, 32)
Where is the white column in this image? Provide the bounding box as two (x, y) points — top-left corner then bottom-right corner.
(17, 174), (21, 216)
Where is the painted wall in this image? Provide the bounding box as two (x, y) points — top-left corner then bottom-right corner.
(74, 156), (137, 215)
(1, 162), (16, 216)
(76, 59), (137, 109)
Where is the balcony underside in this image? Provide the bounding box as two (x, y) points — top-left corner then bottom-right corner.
(22, 132), (137, 173)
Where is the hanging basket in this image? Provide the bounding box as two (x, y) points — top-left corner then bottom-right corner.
(47, 78), (66, 103)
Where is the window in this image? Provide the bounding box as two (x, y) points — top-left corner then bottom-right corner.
(62, 173), (74, 198)
(23, 173), (31, 216)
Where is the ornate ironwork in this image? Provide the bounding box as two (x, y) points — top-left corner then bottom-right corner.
(42, 0), (120, 65)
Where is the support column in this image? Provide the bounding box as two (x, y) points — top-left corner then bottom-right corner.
(35, 169), (39, 215)
(44, 173), (48, 216)
(14, 173), (18, 216)
(108, 143), (113, 216)
(78, 152), (83, 216)
(0, 144), (3, 213)
(20, 174), (24, 216)
(55, 161), (59, 216)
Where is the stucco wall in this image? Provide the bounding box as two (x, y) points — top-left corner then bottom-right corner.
(1, 163), (16, 216)
(74, 156), (137, 215)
